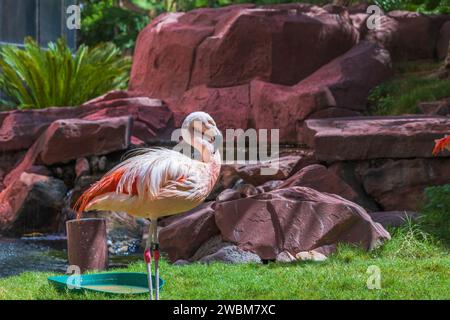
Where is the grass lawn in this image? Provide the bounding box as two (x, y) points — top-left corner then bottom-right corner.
(0, 222), (448, 300)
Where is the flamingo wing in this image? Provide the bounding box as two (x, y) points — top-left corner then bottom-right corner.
(74, 148), (202, 217)
(433, 135), (450, 156)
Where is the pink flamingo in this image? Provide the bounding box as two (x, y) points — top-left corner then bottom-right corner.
(74, 112), (222, 300)
(433, 135), (450, 156)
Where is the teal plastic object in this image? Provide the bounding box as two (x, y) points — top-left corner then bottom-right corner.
(48, 272), (164, 295)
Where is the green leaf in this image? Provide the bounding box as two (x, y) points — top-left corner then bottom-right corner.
(0, 38), (131, 109)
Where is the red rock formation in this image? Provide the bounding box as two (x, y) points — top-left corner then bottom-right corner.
(214, 187), (390, 260)
(302, 116), (450, 161)
(130, 5), (359, 99)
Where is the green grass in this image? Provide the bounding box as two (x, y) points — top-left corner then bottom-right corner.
(0, 221), (448, 300)
(368, 61), (450, 116)
(421, 184), (450, 245)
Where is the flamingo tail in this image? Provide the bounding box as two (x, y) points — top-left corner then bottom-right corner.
(73, 169), (127, 219)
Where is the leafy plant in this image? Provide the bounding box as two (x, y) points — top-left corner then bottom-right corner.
(421, 184), (450, 244)
(373, 0), (450, 13)
(0, 37), (131, 109)
(80, 0), (151, 52)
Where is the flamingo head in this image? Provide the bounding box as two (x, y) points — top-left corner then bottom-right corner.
(181, 112), (223, 155)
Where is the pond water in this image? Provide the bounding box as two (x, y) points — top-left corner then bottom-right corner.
(0, 236), (142, 279)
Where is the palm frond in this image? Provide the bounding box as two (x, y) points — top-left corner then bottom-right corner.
(0, 38), (131, 109)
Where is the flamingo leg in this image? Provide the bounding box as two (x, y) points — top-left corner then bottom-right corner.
(151, 218), (160, 300)
(144, 222), (154, 300)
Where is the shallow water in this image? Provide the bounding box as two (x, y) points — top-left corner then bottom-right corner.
(0, 237), (142, 279)
(0, 237), (68, 278)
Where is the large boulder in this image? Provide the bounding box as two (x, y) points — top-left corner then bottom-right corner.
(130, 5), (359, 99)
(250, 41), (391, 143)
(0, 173), (67, 235)
(233, 154), (316, 186)
(159, 202), (219, 262)
(0, 91), (173, 153)
(167, 84), (251, 131)
(293, 41), (392, 111)
(302, 116), (450, 161)
(278, 164), (361, 206)
(38, 117), (132, 165)
(2, 117), (131, 188)
(355, 158), (450, 211)
(214, 187), (390, 260)
(365, 11), (449, 61)
(0, 107), (78, 153)
(250, 80), (336, 143)
(81, 94), (174, 144)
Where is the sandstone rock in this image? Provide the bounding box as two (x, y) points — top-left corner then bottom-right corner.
(214, 187), (390, 260)
(200, 8), (358, 88)
(307, 107), (362, 119)
(328, 162), (380, 212)
(295, 250), (327, 261)
(302, 116), (450, 161)
(233, 155), (309, 186)
(81, 96), (173, 144)
(206, 165), (240, 201)
(168, 84), (251, 131)
(189, 235), (231, 262)
(0, 107), (78, 153)
(216, 189), (243, 203)
(0, 173), (67, 235)
(250, 80), (336, 143)
(159, 202), (219, 262)
(257, 180), (284, 193)
(349, 13), (368, 33)
(356, 158), (450, 211)
(0, 92), (173, 153)
(365, 11), (448, 61)
(199, 245), (262, 264)
(251, 42), (391, 143)
(130, 6), (358, 99)
(276, 250), (297, 263)
(129, 12), (215, 99)
(173, 259), (191, 266)
(75, 158), (90, 178)
(231, 181), (260, 198)
(437, 21), (450, 60)
(278, 164), (360, 205)
(295, 41), (392, 111)
(368, 211), (419, 228)
(419, 98), (450, 116)
(39, 117), (131, 165)
(1, 117), (130, 192)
